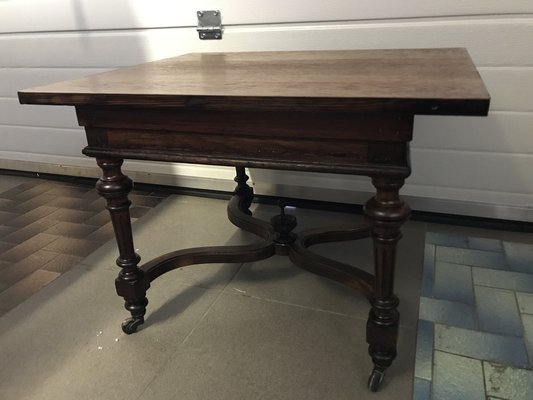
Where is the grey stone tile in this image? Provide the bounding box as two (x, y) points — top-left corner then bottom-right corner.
(504, 241), (533, 274)
(426, 232), (469, 249)
(0, 269), (59, 314)
(435, 324), (529, 369)
(516, 292), (533, 314)
(0, 259), (220, 400)
(522, 314), (533, 367)
(414, 320), (434, 381)
(432, 350), (485, 400)
(484, 361), (533, 400)
(421, 243), (435, 297)
(418, 297), (477, 330)
(468, 237), (503, 252)
(432, 261), (474, 304)
(475, 286), (522, 336)
(473, 268), (533, 293)
(413, 378), (431, 400)
(139, 292), (415, 400)
(436, 246), (507, 270)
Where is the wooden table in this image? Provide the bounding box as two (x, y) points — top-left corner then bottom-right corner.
(19, 49), (489, 392)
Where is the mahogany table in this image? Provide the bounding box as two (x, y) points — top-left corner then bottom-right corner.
(19, 49), (489, 391)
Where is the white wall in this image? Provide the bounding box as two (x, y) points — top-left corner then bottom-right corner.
(1, 1), (532, 221)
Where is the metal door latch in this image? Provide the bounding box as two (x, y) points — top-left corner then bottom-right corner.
(197, 10), (222, 40)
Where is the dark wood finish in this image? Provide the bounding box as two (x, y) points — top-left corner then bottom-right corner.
(19, 49), (489, 115)
(18, 49), (490, 391)
(95, 158), (149, 334)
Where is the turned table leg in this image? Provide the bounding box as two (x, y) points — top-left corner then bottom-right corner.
(363, 176), (410, 391)
(96, 158), (150, 334)
(234, 166), (254, 215)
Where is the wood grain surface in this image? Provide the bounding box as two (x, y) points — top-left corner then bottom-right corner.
(18, 48), (489, 115)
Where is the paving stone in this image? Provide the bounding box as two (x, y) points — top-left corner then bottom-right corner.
(0, 225), (17, 238)
(0, 198), (18, 211)
(504, 241), (533, 274)
(414, 320), (434, 380)
(0, 241), (13, 254)
(473, 267), (533, 293)
(41, 252), (84, 274)
(426, 232), (469, 249)
(43, 222), (99, 239)
(435, 324), (529, 369)
(2, 219), (58, 244)
(475, 286), (522, 336)
(0, 233), (59, 263)
(43, 185), (91, 198)
(413, 378), (431, 400)
(421, 243), (435, 297)
(484, 361), (533, 400)
(432, 262), (474, 304)
(419, 297), (476, 330)
(44, 208), (96, 224)
(43, 237), (102, 257)
(522, 314), (533, 367)
(0, 250), (59, 287)
(11, 193), (57, 213)
(468, 237), (503, 252)
(516, 292), (533, 314)
(0, 269), (59, 314)
(83, 210), (111, 226)
(0, 210), (19, 224)
(4, 206), (58, 228)
(436, 246), (507, 270)
(432, 351), (485, 400)
(45, 196), (87, 210)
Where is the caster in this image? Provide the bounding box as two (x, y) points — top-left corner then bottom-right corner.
(368, 367), (385, 392)
(121, 316), (144, 334)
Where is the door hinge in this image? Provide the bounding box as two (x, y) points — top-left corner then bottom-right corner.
(197, 10), (222, 40)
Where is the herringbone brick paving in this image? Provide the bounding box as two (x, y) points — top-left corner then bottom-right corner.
(0, 176), (166, 316)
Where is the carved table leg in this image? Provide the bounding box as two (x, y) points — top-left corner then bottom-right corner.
(363, 177), (410, 391)
(96, 158), (150, 334)
(234, 166), (254, 215)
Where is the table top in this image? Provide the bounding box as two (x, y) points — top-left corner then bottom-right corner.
(18, 48), (489, 115)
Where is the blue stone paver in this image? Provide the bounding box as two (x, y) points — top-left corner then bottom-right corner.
(421, 244), (435, 297)
(415, 320), (434, 380)
(504, 241), (533, 274)
(426, 232), (469, 249)
(484, 361), (533, 400)
(516, 292), (533, 314)
(413, 378), (431, 400)
(473, 267), (533, 293)
(475, 286), (522, 336)
(415, 233), (533, 399)
(432, 262), (474, 304)
(432, 351), (485, 400)
(419, 297), (477, 330)
(436, 246), (507, 270)
(434, 324), (529, 369)
(521, 314), (533, 366)
(468, 237), (503, 252)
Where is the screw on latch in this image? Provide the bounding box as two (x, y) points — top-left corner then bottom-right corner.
(200, 33), (206, 39)
(197, 11), (203, 17)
